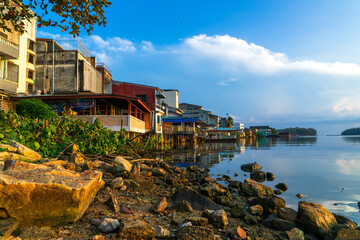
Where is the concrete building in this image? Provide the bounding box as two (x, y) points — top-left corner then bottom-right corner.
(0, 16), (36, 111)
(162, 89), (183, 117)
(112, 81), (166, 134)
(233, 122), (244, 130)
(179, 103), (218, 128)
(35, 38), (102, 94)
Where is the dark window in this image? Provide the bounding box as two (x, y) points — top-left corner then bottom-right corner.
(136, 94), (147, 103)
(27, 70), (34, 80)
(28, 40), (35, 51)
(28, 54), (34, 64)
(27, 83), (34, 93)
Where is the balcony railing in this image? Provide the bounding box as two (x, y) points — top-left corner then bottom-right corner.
(0, 37), (19, 59)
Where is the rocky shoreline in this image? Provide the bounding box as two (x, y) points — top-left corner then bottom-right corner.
(0, 141), (359, 239)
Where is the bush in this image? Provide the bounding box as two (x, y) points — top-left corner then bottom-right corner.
(15, 98), (58, 120)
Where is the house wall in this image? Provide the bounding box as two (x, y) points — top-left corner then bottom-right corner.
(112, 82), (156, 111)
(162, 90), (178, 108)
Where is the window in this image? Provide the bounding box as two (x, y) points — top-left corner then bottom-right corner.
(28, 40), (35, 51)
(27, 69), (34, 80)
(28, 54), (35, 64)
(136, 94), (147, 103)
(27, 83), (34, 93)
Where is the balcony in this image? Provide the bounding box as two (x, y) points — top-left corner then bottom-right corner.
(0, 37), (19, 59)
(71, 115), (146, 133)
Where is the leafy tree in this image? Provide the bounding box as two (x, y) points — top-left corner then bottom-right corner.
(226, 116), (233, 128)
(0, 0), (111, 36)
(270, 127), (278, 135)
(341, 128), (360, 135)
(15, 98), (57, 120)
(278, 127), (317, 136)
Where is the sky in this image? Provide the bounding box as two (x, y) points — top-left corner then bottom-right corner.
(37, 0), (360, 135)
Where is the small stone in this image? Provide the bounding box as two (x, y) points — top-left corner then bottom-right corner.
(266, 172), (276, 181)
(286, 228), (305, 240)
(275, 183), (288, 192)
(110, 177), (124, 189)
(118, 219), (156, 240)
(120, 206), (134, 215)
(92, 235), (106, 240)
(249, 205), (263, 216)
(184, 217), (208, 226)
(228, 180), (241, 189)
(0, 218), (18, 238)
(177, 226), (214, 239)
(140, 164), (150, 171)
(250, 171), (266, 182)
(71, 152), (85, 164)
(151, 197), (168, 213)
(296, 193), (304, 198)
(98, 218), (120, 233)
(274, 189), (283, 195)
(180, 222), (192, 228)
(120, 185), (127, 191)
(187, 165), (199, 172)
(241, 162), (262, 172)
(244, 213), (259, 225)
(113, 156), (132, 172)
(237, 226), (247, 239)
(153, 225), (170, 238)
(279, 207), (297, 222)
(202, 209), (228, 229)
(152, 168), (167, 176)
(0, 209), (9, 219)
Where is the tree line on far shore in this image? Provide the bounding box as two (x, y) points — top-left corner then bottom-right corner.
(277, 127), (317, 136)
(341, 128), (360, 135)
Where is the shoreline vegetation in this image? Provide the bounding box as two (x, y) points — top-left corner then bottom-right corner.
(341, 128), (360, 136)
(0, 110), (359, 239)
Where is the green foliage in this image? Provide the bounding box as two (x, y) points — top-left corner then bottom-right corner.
(341, 128), (360, 135)
(270, 128), (278, 135)
(15, 98), (58, 120)
(225, 116), (234, 128)
(0, 111), (157, 158)
(0, 0), (111, 37)
(278, 127), (317, 136)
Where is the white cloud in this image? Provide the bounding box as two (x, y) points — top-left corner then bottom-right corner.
(336, 159), (360, 175)
(140, 41), (154, 51)
(181, 34), (360, 76)
(37, 31), (61, 39)
(217, 78), (238, 86)
(332, 97), (360, 116)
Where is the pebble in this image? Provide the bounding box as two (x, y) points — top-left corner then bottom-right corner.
(98, 218), (120, 233)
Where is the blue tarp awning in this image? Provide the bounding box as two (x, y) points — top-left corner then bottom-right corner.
(163, 117), (199, 123)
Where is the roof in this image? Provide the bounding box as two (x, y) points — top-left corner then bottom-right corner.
(179, 103), (203, 108)
(162, 89), (179, 92)
(206, 127), (240, 132)
(112, 81), (166, 98)
(162, 117), (199, 123)
(250, 126), (271, 129)
(11, 94), (151, 113)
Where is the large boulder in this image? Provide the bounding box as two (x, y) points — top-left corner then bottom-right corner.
(0, 160), (104, 226)
(240, 179), (274, 197)
(202, 209), (228, 229)
(113, 156), (132, 172)
(169, 187), (221, 210)
(297, 201), (337, 237)
(248, 196), (286, 214)
(8, 140), (42, 161)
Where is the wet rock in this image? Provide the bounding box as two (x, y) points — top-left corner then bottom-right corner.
(118, 219), (156, 240)
(202, 209), (228, 229)
(272, 218), (296, 231)
(153, 225), (170, 238)
(8, 140), (42, 161)
(327, 226), (360, 240)
(279, 207), (298, 222)
(297, 201), (337, 237)
(248, 196), (286, 214)
(241, 162), (262, 172)
(98, 218), (120, 233)
(109, 177), (124, 189)
(262, 213), (278, 228)
(152, 168), (167, 176)
(266, 172), (276, 181)
(203, 177), (216, 183)
(286, 228), (305, 240)
(228, 180), (241, 189)
(230, 206), (246, 218)
(333, 214), (357, 228)
(250, 171), (266, 182)
(185, 217), (208, 226)
(113, 156), (132, 172)
(169, 187), (221, 210)
(173, 200), (194, 213)
(177, 226), (214, 239)
(0, 161), (104, 226)
(240, 179), (274, 197)
(236, 226), (247, 239)
(274, 189), (283, 195)
(275, 183), (288, 192)
(297, 193), (304, 199)
(187, 165), (200, 172)
(0, 218), (18, 238)
(249, 204), (263, 216)
(244, 213), (259, 225)
(200, 184), (226, 197)
(151, 197), (168, 214)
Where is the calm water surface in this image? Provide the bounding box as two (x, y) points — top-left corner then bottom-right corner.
(168, 136), (360, 224)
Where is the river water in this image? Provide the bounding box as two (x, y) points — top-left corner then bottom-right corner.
(166, 136), (360, 224)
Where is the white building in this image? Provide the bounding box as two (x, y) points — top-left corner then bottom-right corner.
(233, 122), (244, 130)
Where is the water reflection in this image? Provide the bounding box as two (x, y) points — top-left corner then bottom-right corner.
(342, 136), (360, 144)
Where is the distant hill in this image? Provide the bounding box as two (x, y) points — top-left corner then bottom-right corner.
(341, 128), (360, 135)
(277, 127), (317, 136)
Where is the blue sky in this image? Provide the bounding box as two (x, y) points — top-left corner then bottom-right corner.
(38, 0), (360, 134)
